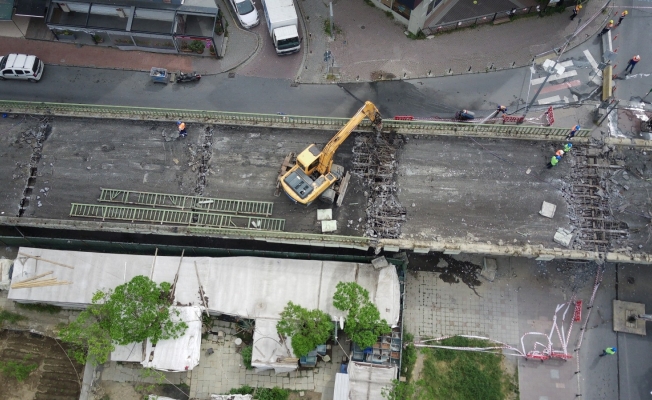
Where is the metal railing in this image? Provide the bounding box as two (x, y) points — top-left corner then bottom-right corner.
(0, 100), (589, 138)
(70, 203), (286, 231)
(98, 188), (274, 216)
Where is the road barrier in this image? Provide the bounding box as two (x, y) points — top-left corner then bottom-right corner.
(0, 100), (590, 140)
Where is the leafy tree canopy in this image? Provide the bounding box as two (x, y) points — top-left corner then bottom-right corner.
(333, 282), (391, 349)
(276, 301), (332, 357)
(60, 275), (188, 365)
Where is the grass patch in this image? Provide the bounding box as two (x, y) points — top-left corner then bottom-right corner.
(0, 355), (39, 382)
(407, 29), (427, 40)
(0, 308), (27, 326)
(322, 19), (342, 36)
(15, 303), (62, 314)
(401, 332), (417, 381)
(229, 386), (289, 400)
(385, 10), (394, 19)
(363, 0), (376, 7)
(417, 336), (518, 400)
(241, 345), (253, 370)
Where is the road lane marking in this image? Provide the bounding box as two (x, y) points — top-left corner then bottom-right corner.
(538, 95), (561, 105)
(531, 70), (578, 85)
(583, 49), (599, 71)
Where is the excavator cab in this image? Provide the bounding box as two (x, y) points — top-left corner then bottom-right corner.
(277, 101), (382, 205)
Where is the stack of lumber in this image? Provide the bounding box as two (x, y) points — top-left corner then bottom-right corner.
(10, 271), (71, 289)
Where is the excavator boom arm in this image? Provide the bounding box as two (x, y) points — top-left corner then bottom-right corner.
(317, 101), (382, 174)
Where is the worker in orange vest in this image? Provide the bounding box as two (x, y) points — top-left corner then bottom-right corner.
(177, 120), (187, 138)
(570, 5), (581, 21)
(597, 20), (614, 37)
(625, 55), (641, 74)
(617, 10), (628, 26)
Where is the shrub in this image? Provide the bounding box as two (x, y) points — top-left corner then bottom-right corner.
(241, 345), (253, 369)
(0, 356), (39, 382)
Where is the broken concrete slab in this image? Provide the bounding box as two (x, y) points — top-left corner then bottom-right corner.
(321, 220), (337, 233)
(613, 300), (646, 335)
(553, 228), (574, 247)
(317, 209), (333, 221)
(539, 201), (557, 219)
(481, 257), (497, 282)
(371, 256), (389, 270)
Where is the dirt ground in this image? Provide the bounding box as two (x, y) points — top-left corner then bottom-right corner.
(0, 329), (84, 400)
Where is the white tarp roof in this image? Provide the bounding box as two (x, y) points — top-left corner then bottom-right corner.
(347, 362), (396, 400)
(141, 306), (203, 372)
(333, 373), (350, 400)
(8, 249), (400, 326)
(250, 318), (297, 374)
(111, 342), (145, 363)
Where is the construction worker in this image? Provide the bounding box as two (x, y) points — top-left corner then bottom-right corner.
(566, 124), (580, 140)
(617, 10), (628, 26)
(563, 142), (573, 153)
(597, 20), (614, 37)
(177, 120), (187, 138)
(625, 55), (641, 74)
(599, 347), (617, 357)
(570, 4), (581, 21)
(496, 105), (507, 115)
(555, 149), (565, 158)
(547, 155), (561, 169)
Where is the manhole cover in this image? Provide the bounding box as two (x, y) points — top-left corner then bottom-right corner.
(228, 72), (235, 78)
(627, 276), (635, 284)
(361, 25), (365, 29)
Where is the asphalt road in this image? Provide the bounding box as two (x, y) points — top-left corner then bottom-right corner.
(0, 64), (543, 119)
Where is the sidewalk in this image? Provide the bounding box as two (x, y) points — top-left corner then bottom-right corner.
(0, 0), (610, 82)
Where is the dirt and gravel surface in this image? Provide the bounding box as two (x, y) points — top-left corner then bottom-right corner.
(0, 329), (83, 400)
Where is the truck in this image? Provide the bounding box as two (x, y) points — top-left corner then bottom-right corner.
(278, 101), (382, 205)
(261, 0), (301, 55)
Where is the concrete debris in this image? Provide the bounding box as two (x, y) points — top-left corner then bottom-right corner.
(317, 209), (332, 221)
(539, 201), (556, 218)
(371, 256), (389, 270)
(553, 228), (574, 247)
(321, 220), (337, 233)
(480, 258), (497, 282)
(17, 119), (51, 217)
(352, 133), (406, 239)
(562, 145), (630, 253)
(191, 126), (214, 196)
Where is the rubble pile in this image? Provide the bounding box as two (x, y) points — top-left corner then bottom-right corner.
(17, 119), (52, 216)
(190, 126), (214, 196)
(562, 144), (630, 253)
(352, 133), (406, 238)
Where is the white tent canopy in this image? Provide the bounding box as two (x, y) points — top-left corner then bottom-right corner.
(250, 318), (297, 374)
(9, 248), (400, 325)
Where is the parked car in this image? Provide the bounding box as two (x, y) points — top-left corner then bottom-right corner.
(0, 54), (44, 82)
(229, 0), (260, 29)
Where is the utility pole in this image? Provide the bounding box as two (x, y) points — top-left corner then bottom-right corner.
(642, 88), (652, 103)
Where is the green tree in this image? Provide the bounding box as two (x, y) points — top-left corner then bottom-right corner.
(276, 301), (332, 357)
(60, 275), (188, 365)
(333, 282), (390, 349)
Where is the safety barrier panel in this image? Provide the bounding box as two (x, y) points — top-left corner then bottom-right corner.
(0, 100), (590, 138)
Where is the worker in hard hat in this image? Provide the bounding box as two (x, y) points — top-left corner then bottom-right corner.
(598, 20), (614, 37)
(547, 155), (561, 169)
(555, 149), (565, 158)
(617, 10), (628, 26)
(563, 143), (573, 153)
(177, 120), (187, 138)
(570, 4), (581, 21)
(625, 55), (641, 74)
(566, 124), (580, 140)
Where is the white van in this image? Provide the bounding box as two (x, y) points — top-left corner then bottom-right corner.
(0, 54), (45, 82)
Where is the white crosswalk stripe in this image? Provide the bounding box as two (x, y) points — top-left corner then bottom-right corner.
(531, 70), (578, 86)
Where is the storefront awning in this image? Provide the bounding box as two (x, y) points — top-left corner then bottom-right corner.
(0, 0), (14, 21)
(14, 0), (47, 17)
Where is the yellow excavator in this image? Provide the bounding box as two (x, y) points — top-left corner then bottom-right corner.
(278, 101), (382, 205)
